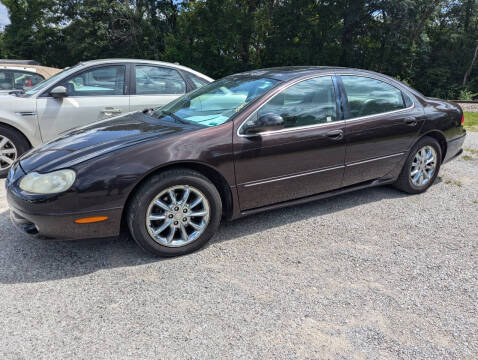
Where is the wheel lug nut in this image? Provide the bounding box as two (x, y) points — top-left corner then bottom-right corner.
(174, 207), (179, 211)
(174, 221), (178, 225)
(168, 214), (173, 218)
(183, 218), (187, 222)
(183, 209), (187, 213)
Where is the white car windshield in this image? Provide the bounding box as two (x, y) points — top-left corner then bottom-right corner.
(153, 76), (279, 127)
(23, 64), (85, 96)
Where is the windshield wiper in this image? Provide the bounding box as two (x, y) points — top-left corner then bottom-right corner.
(142, 106), (160, 115)
(160, 110), (188, 124)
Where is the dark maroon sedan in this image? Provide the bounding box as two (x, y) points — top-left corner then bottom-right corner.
(6, 67), (466, 256)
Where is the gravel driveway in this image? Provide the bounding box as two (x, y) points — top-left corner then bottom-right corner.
(1, 134), (477, 360)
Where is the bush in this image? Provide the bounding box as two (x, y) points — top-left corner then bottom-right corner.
(458, 89), (478, 101)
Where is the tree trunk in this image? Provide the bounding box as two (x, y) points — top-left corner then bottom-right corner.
(410, 0), (441, 46)
(463, 40), (478, 87)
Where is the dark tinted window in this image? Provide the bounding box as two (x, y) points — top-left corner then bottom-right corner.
(60, 65), (126, 96)
(135, 65), (185, 95)
(189, 73), (209, 88)
(341, 76), (405, 119)
(403, 92), (413, 107)
(0, 70), (13, 90)
(257, 76), (337, 128)
(13, 71), (44, 90)
(0, 70), (43, 90)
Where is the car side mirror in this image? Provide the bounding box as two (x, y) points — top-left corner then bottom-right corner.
(50, 86), (68, 98)
(243, 113), (285, 135)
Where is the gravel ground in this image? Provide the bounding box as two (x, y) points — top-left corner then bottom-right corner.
(456, 102), (478, 112)
(1, 134), (477, 360)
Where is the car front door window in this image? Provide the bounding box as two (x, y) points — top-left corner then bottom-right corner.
(257, 76), (337, 129)
(59, 65), (126, 97)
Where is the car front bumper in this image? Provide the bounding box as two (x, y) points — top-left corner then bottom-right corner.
(6, 163), (123, 240)
(8, 205), (123, 240)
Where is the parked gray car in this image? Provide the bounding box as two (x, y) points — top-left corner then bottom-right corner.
(0, 59), (213, 176)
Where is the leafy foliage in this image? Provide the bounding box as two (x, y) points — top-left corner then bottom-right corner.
(0, 0), (477, 98)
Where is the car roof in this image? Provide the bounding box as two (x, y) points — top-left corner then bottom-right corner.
(230, 66), (395, 82)
(0, 64), (61, 78)
(77, 58), (214, 82)
(0, 59), (40, 65)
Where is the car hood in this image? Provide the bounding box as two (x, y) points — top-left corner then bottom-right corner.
(19, 111), (201, 173)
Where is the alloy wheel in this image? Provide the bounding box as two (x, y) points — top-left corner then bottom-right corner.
(0, 135), (17, 171)
(146, 185), (210, 247)
(410, 145), (437, 187)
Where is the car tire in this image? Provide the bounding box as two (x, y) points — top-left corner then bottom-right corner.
(0, 125), (30, 178)
(394, 136), (442, 194)
(127, 168), (222, 257)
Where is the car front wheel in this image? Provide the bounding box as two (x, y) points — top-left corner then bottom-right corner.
(127, 168), (222, 257)
(0, 126), (30, 178)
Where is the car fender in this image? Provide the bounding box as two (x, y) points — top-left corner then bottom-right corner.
(0, 99), (42, 147)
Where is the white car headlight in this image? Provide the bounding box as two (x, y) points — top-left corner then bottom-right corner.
(19, 169), (76, 194)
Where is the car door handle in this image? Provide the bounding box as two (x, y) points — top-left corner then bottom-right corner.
(101, 108), (122, 116)
(326, 129), (344, 140)
(404, 117), (418, 126)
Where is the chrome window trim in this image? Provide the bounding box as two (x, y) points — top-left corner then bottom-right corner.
(40, 95), (130, 99)
(129, 93), (184, 97)
(339, 103), (414, 123)
(237, 72), (416, 138)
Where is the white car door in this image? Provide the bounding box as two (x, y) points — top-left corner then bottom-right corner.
(129, 65), (186, 112)
(36, 64), (130, 142)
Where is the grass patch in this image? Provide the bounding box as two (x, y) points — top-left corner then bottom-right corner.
(464, 112), (478, 132)
(462, 154), (475, 161)
(464, 148), (478, 155)
(444, 179), (463, 187)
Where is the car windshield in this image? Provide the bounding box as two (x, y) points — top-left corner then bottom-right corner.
(153, 76), (279, 127)
(23, 64), (84, 96)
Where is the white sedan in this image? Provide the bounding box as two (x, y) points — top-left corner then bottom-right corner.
(0, 58), (213, 176)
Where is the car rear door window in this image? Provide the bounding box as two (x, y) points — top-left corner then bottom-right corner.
(341, 75), (405, 119)
(59, 65), (126, 97)
(135, 65), (186, 95)
(0, 70), (13, 90)
(13, 71), (44, 90)
(257, 76), (337, 129)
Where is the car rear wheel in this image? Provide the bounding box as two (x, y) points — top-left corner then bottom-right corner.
(394, 136), (442, 194)
(127, 168), (222, 257)
(0, 126), (30, 178)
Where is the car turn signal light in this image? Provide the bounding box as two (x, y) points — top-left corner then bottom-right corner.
(74, 216), (109, 224)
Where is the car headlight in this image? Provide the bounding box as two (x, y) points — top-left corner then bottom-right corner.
(19, 169), (76, 194)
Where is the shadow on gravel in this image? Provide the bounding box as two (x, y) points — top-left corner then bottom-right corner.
(0, 185), (407, 284)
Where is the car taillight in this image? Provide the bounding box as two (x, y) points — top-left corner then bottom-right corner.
(461, 114), (465, 126)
